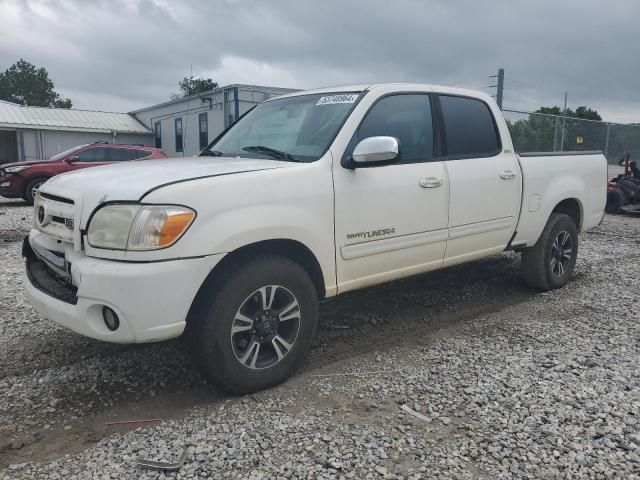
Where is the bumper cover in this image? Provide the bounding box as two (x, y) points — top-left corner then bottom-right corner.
(0, 174), (25, 197)
(23, 232), (224, 343)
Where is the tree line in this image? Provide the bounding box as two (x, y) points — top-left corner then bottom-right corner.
(0, 59), (72, 108)
(0, 59), (219, 109)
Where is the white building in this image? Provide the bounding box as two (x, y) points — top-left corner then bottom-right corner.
(0, 84), (295, 164)
(0, 100), (152, 164)
(130, 84), (296, 157)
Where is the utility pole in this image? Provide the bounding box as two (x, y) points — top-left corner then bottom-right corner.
(560, 92), (568, 152)
(489, 68), (505, 109)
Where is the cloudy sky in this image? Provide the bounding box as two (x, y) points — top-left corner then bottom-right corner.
(1, 0), (639, 123)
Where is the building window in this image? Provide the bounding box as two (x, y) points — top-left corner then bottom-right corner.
(154, 121), (161, 149)
(199, 112), (208, 150)
(175, 117), (183, 152)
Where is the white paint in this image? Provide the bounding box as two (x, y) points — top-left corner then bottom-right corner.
(26, 83), (606, 344)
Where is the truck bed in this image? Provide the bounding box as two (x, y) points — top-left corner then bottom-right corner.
(511, 151), (607, 247)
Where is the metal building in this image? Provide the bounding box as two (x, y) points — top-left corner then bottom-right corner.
(130, 84), (296, 158)
(0, 100), (152, 164)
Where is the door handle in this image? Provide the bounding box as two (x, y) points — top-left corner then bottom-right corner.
(499, 170), (516, 180)
(419, 177), (443, 188)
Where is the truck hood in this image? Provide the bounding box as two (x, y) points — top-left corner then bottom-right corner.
(38, 157), (291, 228)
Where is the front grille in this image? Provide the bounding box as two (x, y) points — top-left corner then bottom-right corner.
(39, 192), (74, 205)
(23, 237), (78, 305)
(34, 192), (76, 243)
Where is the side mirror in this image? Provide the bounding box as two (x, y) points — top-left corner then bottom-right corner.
(66, 155), (79, 163)
(351, 136), (399, 166)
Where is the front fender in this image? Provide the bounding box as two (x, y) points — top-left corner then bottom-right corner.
(135, 159), (337, 293)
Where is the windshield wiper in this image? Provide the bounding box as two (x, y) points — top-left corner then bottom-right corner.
(200, 149), (224, 157)
(242, 145), (300, 162)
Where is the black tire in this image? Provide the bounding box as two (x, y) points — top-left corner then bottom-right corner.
(188, 255), (318, 394)
(605, 189), (624, 214)
(24, 177), (48, 205)
(521, 213), (578, 291)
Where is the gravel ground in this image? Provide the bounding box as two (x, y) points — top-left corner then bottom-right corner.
(1, 196), (639, 479)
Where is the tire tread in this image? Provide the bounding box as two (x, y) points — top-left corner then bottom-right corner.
(521, 213), (577, 291)
(188, 254), (318, 394)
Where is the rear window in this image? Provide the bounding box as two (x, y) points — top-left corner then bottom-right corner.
(135, 149), (152, 159)
(109, 148), (138, 161)
(439, 95), (500, 157)
(77, 147), (107, 162)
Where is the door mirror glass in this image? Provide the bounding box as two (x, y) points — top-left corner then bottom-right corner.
(352, 136), (399, 165)
(66, 155), (79, 163)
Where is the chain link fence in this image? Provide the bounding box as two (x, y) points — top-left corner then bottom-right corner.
(502, 109), (640, 164)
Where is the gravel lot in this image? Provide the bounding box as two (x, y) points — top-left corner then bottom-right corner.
(1, 196), (639, 479)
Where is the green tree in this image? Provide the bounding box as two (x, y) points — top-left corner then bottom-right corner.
(534, 105), (602, 121)
(574, 106), (601, 121)
(170, 76), (218, 99)
(535, 106), (563, 116)
(508, 103), (606, 153)
(0, 59), (72, 108)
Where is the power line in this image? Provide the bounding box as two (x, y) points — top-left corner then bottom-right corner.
(503, 90), (549, 107)
(505, 75), (572, 110)
(504, 76), (562, 96)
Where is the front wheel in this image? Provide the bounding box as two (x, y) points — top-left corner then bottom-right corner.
(24, 177), (48, 205)
(188, 255), (318, 394)
(521, 213), (578, 291)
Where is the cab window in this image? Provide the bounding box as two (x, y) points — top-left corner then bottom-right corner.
(355, 94), (434, 163)
(439, 95), (500, 158)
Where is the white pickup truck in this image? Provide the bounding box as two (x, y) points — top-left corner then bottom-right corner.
(23, 84), (606, 393)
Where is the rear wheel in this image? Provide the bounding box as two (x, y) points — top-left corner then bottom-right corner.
(521, 213), (578, 291)
(188, 255), (318, 394)
(24, 177), (48, 205)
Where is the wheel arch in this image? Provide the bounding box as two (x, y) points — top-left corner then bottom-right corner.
(551, 197), (583, 231)
(190, 238), (327, 315)
(23, 175), (51, 197)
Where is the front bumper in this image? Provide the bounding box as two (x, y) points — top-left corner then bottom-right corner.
(23, 231), (224, 343)
(0, 173), (25, 197)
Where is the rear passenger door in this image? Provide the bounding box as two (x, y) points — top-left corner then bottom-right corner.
(437, 94), (521, 266)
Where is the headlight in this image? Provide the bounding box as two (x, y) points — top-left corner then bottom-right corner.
(87, 204), (195, 250)
(5, 166), (29, 173)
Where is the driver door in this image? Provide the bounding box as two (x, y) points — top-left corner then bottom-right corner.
(332, 91), (449, 293)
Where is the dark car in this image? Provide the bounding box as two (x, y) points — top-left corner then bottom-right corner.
(0, 142), (166, 204)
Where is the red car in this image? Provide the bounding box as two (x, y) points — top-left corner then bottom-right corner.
(0, 142), (166, 204)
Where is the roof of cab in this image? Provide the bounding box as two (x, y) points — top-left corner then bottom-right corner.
(268, 83), (493, 103)
(269, 84), (374, 100)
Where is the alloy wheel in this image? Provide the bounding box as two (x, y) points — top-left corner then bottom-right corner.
(550, 230), (573, 277)
(230, 285), (301, 370)
(31, 181), (43, 200)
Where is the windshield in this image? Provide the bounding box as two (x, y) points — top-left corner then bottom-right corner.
(48, 145), (86, 161)
(201, 92), (362, 162)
